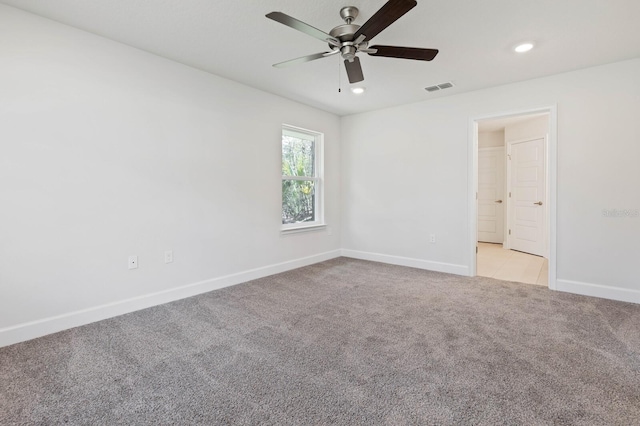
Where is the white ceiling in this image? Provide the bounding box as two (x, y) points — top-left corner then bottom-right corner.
(2, 0), (640, 116)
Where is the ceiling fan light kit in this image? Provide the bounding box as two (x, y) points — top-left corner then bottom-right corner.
(266, 0), (439, 84)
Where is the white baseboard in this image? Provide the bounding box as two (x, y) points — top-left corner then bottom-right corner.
(555, 279), (640, 304)
(0, 250), (342, 348)
(6, 251), (635, 348)
(341, 249), (469, 276)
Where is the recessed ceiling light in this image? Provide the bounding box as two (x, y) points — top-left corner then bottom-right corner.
(514, 42), (534, 53)
(351, 87), (365, 94)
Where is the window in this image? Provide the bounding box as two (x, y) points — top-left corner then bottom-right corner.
(281, 125), (324, 231)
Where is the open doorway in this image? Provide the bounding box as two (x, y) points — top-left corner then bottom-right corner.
(469, 107), (557, 288)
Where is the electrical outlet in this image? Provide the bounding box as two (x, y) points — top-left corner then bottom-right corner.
(128, 255), (138, 270)
(327, 227), (332, 236)
(164, 250), (173, 264)
(429, 234), (436, 243)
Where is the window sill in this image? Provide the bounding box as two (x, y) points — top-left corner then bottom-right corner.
(280, 224), (327, 236)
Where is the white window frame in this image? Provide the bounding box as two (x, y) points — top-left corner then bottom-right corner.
(281, 124), (325, 233)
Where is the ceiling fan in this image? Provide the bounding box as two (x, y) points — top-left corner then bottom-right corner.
(265, 0), (439, 84)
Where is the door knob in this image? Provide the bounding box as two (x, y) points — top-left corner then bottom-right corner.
(534, 201), (543, 205)
(495, 200), (503, 203)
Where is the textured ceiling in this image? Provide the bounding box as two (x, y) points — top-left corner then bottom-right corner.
(2, 0), (640, 115)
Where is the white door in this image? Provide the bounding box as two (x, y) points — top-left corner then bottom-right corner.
(478, 147), (505, 244)
(508, 138), (545, 256)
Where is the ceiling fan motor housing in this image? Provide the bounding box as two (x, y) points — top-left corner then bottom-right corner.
(329, 23), (360, 42)
(329, 23), (366, 61)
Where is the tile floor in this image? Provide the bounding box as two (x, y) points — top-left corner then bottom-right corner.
(477, 242), (548, 286)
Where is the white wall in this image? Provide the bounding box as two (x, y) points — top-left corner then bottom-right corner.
(0, 6), (341, 345)
(341, 58), (640, 303)
(2, 5), (639, 347)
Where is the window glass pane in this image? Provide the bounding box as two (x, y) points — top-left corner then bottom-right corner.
(282, 135), (315, 177)
(282, 180), (316, 224)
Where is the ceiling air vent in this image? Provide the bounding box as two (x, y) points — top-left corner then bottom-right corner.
(424, 81), (455, 92)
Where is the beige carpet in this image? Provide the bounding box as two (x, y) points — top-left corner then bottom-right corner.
(1, 258), (639, 425)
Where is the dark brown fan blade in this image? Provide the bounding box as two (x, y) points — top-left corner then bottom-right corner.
(368, 45), (439, 61)
(266, 12), (340, 46)
(353, 0), (417, 42)
(344, 57), (364, 83)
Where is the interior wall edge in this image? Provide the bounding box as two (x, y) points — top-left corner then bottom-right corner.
(555, 278), (640, 305)
(341, 249), (469, 276)
(342, 249), (640, 306)
(0, 249), (342, 348)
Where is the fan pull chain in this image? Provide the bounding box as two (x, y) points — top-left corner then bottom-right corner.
(338, 55), (341, 93)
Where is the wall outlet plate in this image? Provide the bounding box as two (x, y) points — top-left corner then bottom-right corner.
(164, 250), (173, 263)
(128, 255), (138, 269)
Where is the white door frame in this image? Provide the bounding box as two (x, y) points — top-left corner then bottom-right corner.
(468, 106), (557, 290)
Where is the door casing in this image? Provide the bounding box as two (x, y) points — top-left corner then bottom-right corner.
(468, 106), (557, 290)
